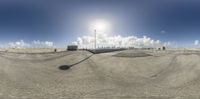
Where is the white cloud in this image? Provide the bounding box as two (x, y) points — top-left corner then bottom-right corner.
(194, 40), (199, 46)
(164, 42), (171, 47)
(161, 30), (166, 34)
(72, 34), (163, 49)
(32, 40), (54, 48)
(8, 40), (30, 48)
(5, 40), (54, 48)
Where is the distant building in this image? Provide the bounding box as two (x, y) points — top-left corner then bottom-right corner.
(67, 45), (78, 51)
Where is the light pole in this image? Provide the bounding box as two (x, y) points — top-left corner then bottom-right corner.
(94, 29), (97, 51)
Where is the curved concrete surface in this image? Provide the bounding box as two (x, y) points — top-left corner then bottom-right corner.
(1, 50), (200, 99)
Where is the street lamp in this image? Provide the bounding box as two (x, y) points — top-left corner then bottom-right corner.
(90, 19), (111, 51)
(94, 29), (97, 51)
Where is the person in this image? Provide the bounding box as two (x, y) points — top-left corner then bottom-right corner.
(54, 48), (57, 52)
(163, 46), (166, 50)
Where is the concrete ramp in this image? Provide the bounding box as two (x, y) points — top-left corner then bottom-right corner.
(156, 54), (200, 88)
(1, 50), (200, 98)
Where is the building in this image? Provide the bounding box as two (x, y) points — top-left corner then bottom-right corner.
(67, 45), (78, 51)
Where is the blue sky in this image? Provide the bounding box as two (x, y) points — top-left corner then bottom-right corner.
(0, 0), (200, 48)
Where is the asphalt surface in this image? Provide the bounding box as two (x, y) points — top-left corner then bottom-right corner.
(1, 50), (200, 99)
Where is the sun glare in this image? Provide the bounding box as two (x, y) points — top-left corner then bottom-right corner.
(90, 19), (111, 33)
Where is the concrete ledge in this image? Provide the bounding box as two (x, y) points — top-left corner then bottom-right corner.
(86, 48), (126, 54)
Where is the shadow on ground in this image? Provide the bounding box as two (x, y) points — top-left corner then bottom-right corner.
(58, 54), (93, 70)
(86, 48), (126, 54)
(114, 52), (152, 58)
(59, 65), (71, 70)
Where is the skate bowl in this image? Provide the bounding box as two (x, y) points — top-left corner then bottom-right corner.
(0, 49), (200, 98)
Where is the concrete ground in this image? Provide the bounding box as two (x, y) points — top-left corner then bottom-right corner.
(1, 49), (200, 99)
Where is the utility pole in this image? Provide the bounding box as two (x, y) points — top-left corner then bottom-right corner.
(94, 29), (97, 51)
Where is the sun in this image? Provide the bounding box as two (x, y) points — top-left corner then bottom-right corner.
(90, 19), (111, 33)
(94, 21), (107, 31)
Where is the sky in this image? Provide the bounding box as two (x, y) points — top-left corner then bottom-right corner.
(0, 0), (200, 48)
